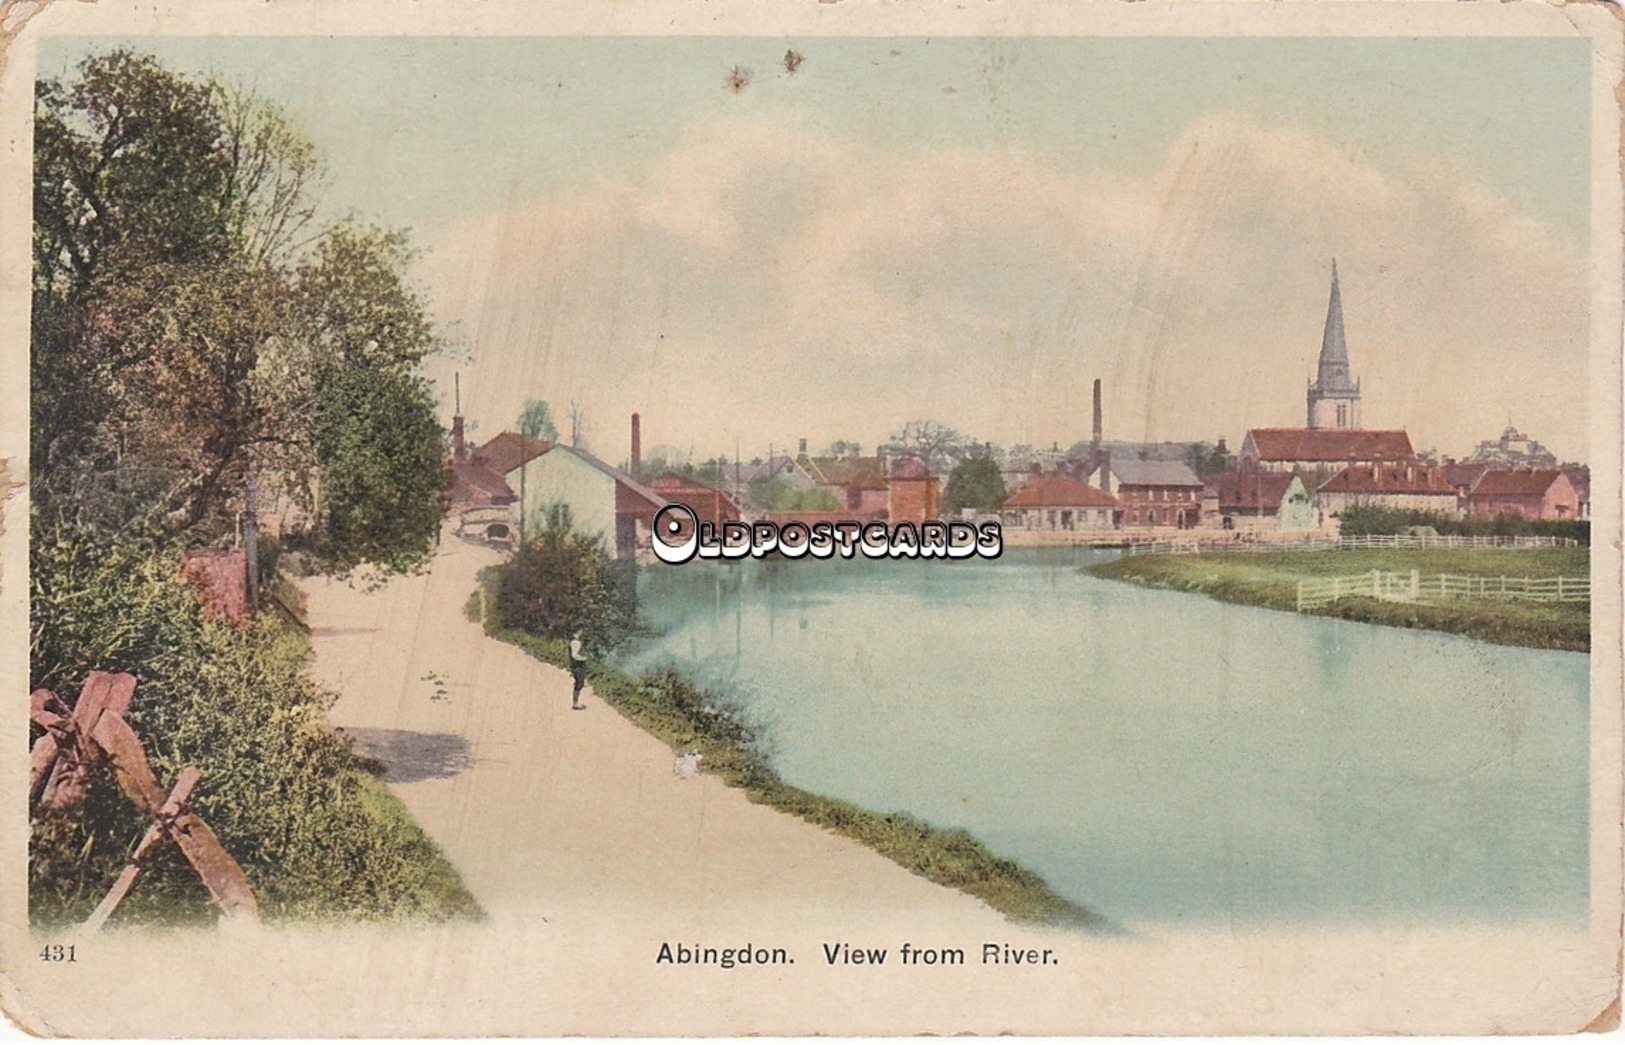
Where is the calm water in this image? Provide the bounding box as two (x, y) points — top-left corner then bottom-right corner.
(619, 548), (1589, 929)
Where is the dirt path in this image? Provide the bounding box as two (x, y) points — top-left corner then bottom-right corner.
(301, 530), (1016, 933)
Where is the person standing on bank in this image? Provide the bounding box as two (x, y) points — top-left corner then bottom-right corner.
(569, 631), (588, 710)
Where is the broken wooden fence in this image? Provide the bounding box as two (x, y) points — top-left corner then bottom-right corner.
(29, 671), (259, 929)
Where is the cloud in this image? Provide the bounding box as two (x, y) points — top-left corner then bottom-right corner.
(419, 108), (1589, 464)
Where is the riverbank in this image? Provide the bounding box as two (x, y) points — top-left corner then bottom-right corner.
(1087, 546), (1589, 652)
(469, 576), (1109, 931)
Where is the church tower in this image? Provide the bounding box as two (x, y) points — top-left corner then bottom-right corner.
(1306, 259), (1362, 429)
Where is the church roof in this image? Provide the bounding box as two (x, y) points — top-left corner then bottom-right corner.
(1319, 464), (1455, 495)
(1244, 428), (1414, 462)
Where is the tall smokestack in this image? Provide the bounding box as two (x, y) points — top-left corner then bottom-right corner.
(1092, 378), (1103, 450)
(631, 413), (642, 476)
(451, 372), (466, 461)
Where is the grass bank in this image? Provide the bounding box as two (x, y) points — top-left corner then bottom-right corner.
(1087, 547), (1589, 652)
(467, 580), (1110, 932)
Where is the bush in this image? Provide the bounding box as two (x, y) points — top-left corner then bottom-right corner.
(490, 507), (638, 654)
(1339, 504), (1588, 543)
(29, 520), (479, 926)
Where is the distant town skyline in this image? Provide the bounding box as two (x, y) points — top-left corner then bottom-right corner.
(40, 34), (1595, 463)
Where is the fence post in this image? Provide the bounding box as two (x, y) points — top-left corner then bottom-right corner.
(1372, 569), (1380, 598)
(1410, 569), (1420, 600)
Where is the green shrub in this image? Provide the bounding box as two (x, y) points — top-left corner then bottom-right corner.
(29, 520), (479, 926)
(490, 508), (638, 654)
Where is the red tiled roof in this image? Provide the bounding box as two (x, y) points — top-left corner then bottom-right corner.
(649, 473), (743, 515)
(448, 459), (516, 509)
(1319, 464), (1455, 495)
(1470, 468), (1568, 497)
(1002, 475), (1118, 509)
(1439, 462), (1490, 489)
(473, 431), (552, 477)
(1245, 428), (1413, 462)
(1204, 471), (1296, 510)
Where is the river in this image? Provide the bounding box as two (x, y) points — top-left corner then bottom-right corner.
(617, 548), (1589, 929)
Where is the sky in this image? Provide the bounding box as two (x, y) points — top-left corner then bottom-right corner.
(42, 34), (1596, 465)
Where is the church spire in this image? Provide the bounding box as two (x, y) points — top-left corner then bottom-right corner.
(1306, 258), (1361, 429)
(1317, 258), (1352, 387)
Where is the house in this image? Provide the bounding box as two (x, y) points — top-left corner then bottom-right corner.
(720, 454), (812, 506)
(508, 444), (669, 559)
(648, 473), (744, 531)
(1562, 466), (1591, 519)
(470, 430), (551, 479)
(1468, 468), (1581, 520)
(1100, 459), (1204, 529)
(1000, 473), (1118, 531)
(1202, 472), (1316, 531)
(1239, 428), (1415, 475)
(797, 454), (890, 515)
(886, 456), (941, 526)
(1316, 463), (1459, 517)
(1439, 461), (1491, 510)
(445, 417), (523, 544)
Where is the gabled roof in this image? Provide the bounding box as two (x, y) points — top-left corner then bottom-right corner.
(649, 473), (744, 514)
(1470, 468), (1571, 498)
(448, 459), (516, 509)
(1439, 462), (1490, 490)
(1319, 464), (1455, 495)
(723, 455), (797, 486)
(552, 445), (670, 509)
(799, 455), (888, 490)
(888, 456), (932, 480)
(1109, 459), (1203, 487)
(1002, 475), (1118, 509)
(1244, 428), (1413, 463)
(1204, 471), (1298, 511)
(475, 431), (552, 477)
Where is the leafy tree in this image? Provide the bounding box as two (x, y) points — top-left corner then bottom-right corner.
(943, 455), (1008, 513)
(883, 420), (974, 474)
(31, 50), (445, 573)
(492, 506), (639, 655)
(518, 399), (559, 443)
(821, 439), (862, 457)
(313, 366), (447, 572)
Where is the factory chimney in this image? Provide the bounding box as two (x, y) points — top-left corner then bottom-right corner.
(631, 413), (641, 477)
(451, 372), (467, 462)
(1092, 378), (1103, 451)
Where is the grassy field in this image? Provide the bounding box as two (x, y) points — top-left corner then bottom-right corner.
(1087, 546), (1590, 652)
(468, 580), (1111, 932)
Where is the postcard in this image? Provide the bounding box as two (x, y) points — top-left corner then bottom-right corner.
(0, 0), (1619, 1036)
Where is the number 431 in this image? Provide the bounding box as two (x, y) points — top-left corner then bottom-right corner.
(38, 944), (76, 963)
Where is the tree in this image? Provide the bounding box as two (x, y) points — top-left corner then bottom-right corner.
(31, 51), (447, 574)
(493, 506), (638, 655)
(821, 439), (862, 457)
(883, 420), (975, 474)
(943, 455), (1008, 514)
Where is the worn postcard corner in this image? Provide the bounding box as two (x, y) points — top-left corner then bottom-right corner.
(0, 0), (1621, 1037)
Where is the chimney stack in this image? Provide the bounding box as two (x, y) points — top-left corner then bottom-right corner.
(451, 373), (467, 462)
(799, 437), (808, 455)
(1092, 378), (1103, 450)
(631, 413), (641, 476)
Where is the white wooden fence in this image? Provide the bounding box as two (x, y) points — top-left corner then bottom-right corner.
(1296, 569), (1590, 611)
(1116, 533), (1580, 556)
